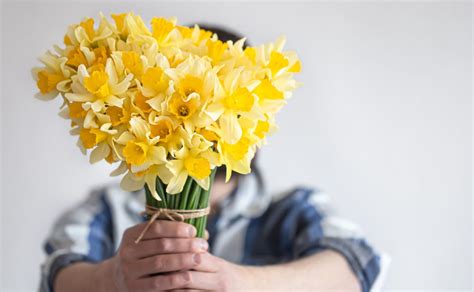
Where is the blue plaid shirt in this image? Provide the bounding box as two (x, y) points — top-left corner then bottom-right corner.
(40, 174), (389, 291)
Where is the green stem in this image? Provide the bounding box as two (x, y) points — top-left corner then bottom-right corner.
(144, 185), (155, 209)
(147, 169), (216, 238)
(178, 177), (193, 210)
(183, 181), (196, 224)
(195, 169), (216, 237)
(155, 178), (167, 208)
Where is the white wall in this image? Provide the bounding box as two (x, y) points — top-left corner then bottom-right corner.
(1, 1), (472, 290)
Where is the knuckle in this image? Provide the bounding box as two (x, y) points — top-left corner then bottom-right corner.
(154, 256), (163, 270)
(119, 246), (131, 258)
(118, 247), (127, 258)
(158, 239), (171, 252)
(123, 227), (131, 237)
(183, 271), (192, 286)
(169, 274), (182, 288)
(153, 277), (162, 289)
(123, 226), (136, 238)
(177, 271), (191, 287)
(177, 223), (192, 237)
(152, 222), (162, 234)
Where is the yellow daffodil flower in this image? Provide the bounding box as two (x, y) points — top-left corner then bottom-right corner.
(116, 117), (166, 198)
(151, 17), (176, 44)
(33, 52), (71, 100)
(79, 123), (117, 164)
(115, 116), (166, 170)
(164, 132), (214, 194)
(122, 51), (144, 79)
(141, 66), (169, 96)
(219, 135), (255, 182)
(34, 12), (301, 196)
(75, 14), (113, 45)
(65, 59), (133, 112)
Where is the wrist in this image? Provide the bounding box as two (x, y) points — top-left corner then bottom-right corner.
(94, 257), (117, 292)
(227, 262), (263, 290)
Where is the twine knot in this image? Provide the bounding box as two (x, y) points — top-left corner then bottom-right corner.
(135, 205), (210, 244)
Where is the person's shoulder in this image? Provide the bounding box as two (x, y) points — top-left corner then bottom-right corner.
(256, 186), (327, 222)
(272, 185), (335, 215)
(268, 186), (320, 211)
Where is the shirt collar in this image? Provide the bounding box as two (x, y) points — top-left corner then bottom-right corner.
(217, 173), (271, 221)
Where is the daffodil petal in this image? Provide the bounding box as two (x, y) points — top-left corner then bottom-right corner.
(83, 110), (98, 129)
(148, 146), (167, 164)
(144, 174), (161, 201)
(90, 142), (110, 163)
(205, 102), (225, 121)
(120, 171), (145, 191)
(166, 170), (187, 194)
(219, 112), (242, 144)
(90, 100), (105, 112)
(129, 116), (149, 140)
(157, 164), (173, 185)
(111, 161), (128, 176)
(111, 74), (133, 94)
(194, 176), (210, 190)
(35, 91), (58, 101)
(105, 58), (119, 84)
(115, 131), (135, 145)
(65, 93), (93, 102)
(105, 95), (123, 107)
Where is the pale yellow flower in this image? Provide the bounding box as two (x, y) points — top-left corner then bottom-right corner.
(74, 14), (113, 45)
(164, 132), (215, 194)
(65, 59), (133, 112)
(206, 67), (265, 144)
(33, 52), (72, 100)
(33, 12), (301, 192)
(115, 116), (167, 199)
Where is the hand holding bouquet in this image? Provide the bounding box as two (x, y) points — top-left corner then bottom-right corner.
(33, 12), (301, 238)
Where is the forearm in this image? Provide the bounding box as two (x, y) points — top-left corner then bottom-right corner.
(242, 250), (361, 292)
(54, 258), (115, 292)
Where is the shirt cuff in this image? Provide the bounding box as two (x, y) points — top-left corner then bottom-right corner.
(299, 237), (381, 292)
(40, 252), (93, 292)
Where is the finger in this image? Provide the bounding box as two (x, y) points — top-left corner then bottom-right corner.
(204, 230), (209, 240)
(131, 253), (201, 277)
(125, 220), (196, 242)
(183, 271), (221, 291)
(169, 289), (207, 292)
(131, 271), (192, 291)
(131, 238), (209, 259)
(193, 252), (219, 273)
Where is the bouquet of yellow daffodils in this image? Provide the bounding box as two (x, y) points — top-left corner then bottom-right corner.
(33, 12), (301, 238)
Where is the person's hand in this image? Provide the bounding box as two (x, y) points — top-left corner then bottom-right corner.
(103, 220), (209, 292)
(170, 252), (250, 291)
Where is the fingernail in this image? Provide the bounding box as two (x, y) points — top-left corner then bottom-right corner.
(197, 239), (208, 251)
(193, 253), (201, 264)
(182, 271), (191, 281)
(188, 226), (196, 237)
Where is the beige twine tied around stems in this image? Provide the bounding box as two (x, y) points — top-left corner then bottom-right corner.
(134, 205), (210, 244)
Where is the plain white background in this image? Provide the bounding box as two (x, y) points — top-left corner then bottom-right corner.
(1, 1), (472, 290)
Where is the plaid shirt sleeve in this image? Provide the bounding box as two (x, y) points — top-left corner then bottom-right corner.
(259, 188), (388, 292)
(39, 188), (115, 292)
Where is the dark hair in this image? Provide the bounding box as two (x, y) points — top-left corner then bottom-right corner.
(197, 24), (250, 47)
(195, 24), (264, 193)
